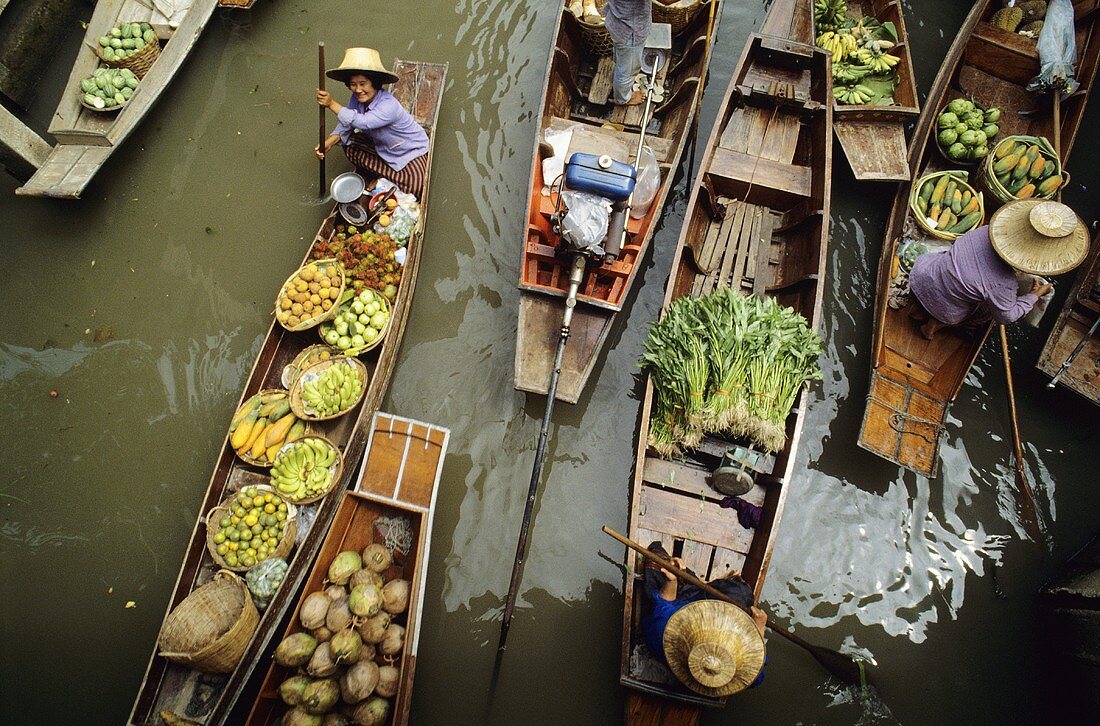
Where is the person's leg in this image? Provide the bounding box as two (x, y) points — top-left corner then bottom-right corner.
(612, 42), (644, 105)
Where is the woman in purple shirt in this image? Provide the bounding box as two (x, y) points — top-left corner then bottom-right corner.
(315, 48), (429, 197)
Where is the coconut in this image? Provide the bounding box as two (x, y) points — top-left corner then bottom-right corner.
(375, 665), (400, 698)
(360, 543), (392, 573)
(278, 674), (313, 706)
(355, 612), (390, 644)
(328, 551), (362, 586)
(356, 642), (377, 663)
(379, 624), (405, 657)
(340, 660), (379, 704)
(381, 579), (409, 615)
(306, 641), (339, 678)
(283, 707), (324, 726)
(330, 627), (363, 665)
(348, 569), (383, 591)
(326, 597), (354, 632)
(347, 583), (383, 618)
(275, 632), (318, 668)
(310, 626), (334, 643)
(301, 591), (332, 630)
(301, 678), (341, 715)
(324, 584), (346, 602)
(350, 696), (390, 726)
(322, 714), (351, 726)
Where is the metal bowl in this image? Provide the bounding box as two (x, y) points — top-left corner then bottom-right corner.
(338, 202), (369, 226)
(330, 172), (365, 204)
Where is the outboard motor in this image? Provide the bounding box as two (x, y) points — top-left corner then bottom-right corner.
(552, 152), (637, 265)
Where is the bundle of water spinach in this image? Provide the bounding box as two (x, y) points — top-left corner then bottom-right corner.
(641, 288), (823, 456)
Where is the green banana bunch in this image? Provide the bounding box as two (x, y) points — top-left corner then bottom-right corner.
(833, 84), (874, 105)
(833, 62), (871, 82)
(270, 438), (338, 501)
(813, 0), (847, 31)
(301, 361), (363, 417)
(863, 38), (895, 53)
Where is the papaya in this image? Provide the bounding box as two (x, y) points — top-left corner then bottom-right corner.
(950, 211), (982, 234)
(930, 175), (949, 204)
(241, 416), (269, 454)
(230, 409), (260, 449)
(285, 420), (307, 444)
(1012, 155), (1031, 180)
(944, 180), (957, 206)
(1025, 144), (1040, 163)
(1042, 160), (1056, 178)
(950, 188), (963, 214)
(1037, 175), (1063, 196)
(961, 196), (980, 216)
(920, 180), (935, 202)
(994, 153), (1020, 174)
(1016, 183), (1036, 199)
(994, 141), (1016, 160)
(265, 413), (297, 447)
(917, 195), (928, 214)
(1029, 157), (1047, 179)
(1009, 175), (1029, 194)
(961, 189), (972, 207)
(250, 421), (275, 459)
(995, 172), (1011, 188)
(265, 442), (282, 464)
(929, 203), (942, 222)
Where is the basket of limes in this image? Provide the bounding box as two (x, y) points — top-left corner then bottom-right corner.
(205, 485), (297, 572)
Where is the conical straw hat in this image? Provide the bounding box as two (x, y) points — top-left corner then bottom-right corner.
(663, 600), (766, 697)
(326, 47), (399, 85)
(989, 200), (1089, 276)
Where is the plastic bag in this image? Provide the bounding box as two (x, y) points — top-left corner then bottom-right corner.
(245, 557), (288, 610)
(630, 145), (659, 219)
(560, 190), (611, 254)
(1016, 273), (1055, 327)
(1028, 0), (1079, 94)
(541, 126), (575, 195)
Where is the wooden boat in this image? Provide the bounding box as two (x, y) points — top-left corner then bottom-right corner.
(126, 60), (447, 725)
(514, 1), (723, 403)
(859, 0), (1100, 478)
(16, 0), (220, 199)
(619, 29), (832, 725)
(246, 412), (450, 726)
(764, 0), (919, 181)
(1037, 229), (1100, 404)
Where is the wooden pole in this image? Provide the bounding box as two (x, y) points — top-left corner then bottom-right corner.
(998, 326), (1042, 539)
(1053, 90), (1063, 202)
(318, 42), (326, 199)
(602, 526), (869, 687)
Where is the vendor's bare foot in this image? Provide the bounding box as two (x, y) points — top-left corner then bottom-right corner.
(616, 90), (645, 107)
(920, 319), (943, 340)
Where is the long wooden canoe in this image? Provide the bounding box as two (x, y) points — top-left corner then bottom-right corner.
(16, 0), (219, 199)
(515, 1), (723, 404)
(126, 60), (446, 725)
(859, 0), (1100, 478)
(1037, 228), (1100, 404)
(765, 0), (920, 181)
(619, 30), (832, 725)
(245, 412), (449, 726)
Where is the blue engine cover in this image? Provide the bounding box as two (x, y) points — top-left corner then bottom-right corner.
(564, 153), (636, 201)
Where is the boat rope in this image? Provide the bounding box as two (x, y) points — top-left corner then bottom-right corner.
(866, 395), (944, 444)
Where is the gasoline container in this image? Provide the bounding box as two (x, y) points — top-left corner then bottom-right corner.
(564, 153), (637, 201)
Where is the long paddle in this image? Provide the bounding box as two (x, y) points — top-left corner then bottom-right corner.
(997, 326), (1042, 540)
(318, 42), (326, 199)
(602, 526), (869, 689)
(497, 253), (586, 654)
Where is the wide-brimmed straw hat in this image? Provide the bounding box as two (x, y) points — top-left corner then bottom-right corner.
(326, 47), (399, 86)
(989, 200), (1090, 276)
(663, 600), (766, 697)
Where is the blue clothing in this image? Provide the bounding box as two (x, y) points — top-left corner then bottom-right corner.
(612, 40), (644, 104)
(331, 89), (428, 171)
(605, 0), (652, 45)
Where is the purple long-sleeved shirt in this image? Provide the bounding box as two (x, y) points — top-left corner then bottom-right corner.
(331, 89), (428, 171)
(909, 226), (1037, 325)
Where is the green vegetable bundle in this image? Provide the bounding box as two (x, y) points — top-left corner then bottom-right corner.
(641, 288), (823, 456)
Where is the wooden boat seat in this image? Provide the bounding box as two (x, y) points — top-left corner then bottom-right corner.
(689, 198), (783, 296)
(545, 116), (674, 163)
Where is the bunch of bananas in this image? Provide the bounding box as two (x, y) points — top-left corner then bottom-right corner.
(270, 438), (339, 502)
(229, 391), (308, 465)
(301, 360), (363, 417)
(853, 47), (900, 73)
(833, 84), (874, 105)
(816, 30), (858, 63)
(833, 62), (871, 83)
(863, 38), (894, 54)
(813, 0), (848, 32)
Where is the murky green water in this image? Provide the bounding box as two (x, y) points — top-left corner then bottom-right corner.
(2, 1), (1099, 723)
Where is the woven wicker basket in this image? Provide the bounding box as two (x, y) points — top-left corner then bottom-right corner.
(271, 435), (344, 505)
(976, 135), (1068, 206)
(204, 485), (298, 572)
(79, 95), (128, 113)
(157, 570), (259, 673)
(230, 389), (308, 468)
(288, 357), (369, 421)
(281, 345), (341, 389)
(653, 0), (706, 35)
(98, 31), (160, 79)
(275, 258), (346, 332)
(908, 170), (985, 241)
(572, 1), (614, 57)
(316, 289), (391, 356)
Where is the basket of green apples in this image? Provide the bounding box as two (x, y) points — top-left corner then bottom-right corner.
(317, 288), (391, 356)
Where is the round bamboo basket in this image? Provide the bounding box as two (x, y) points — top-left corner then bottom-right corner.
(976, 135), (1068, 207)
(281, 344), (341, 389)
(275, 258), (346, 332)
(229, 389), (302, 468)
(98, 31), (160, 79)
(653, 0), (706, 35)
(204, 485), (298, 572)
(157, 570), (259, 673)
(316, 289), (391, 356)
(288, 356), (370, 421)
(932, 101), (991, 167)
(908, 170), (984, 241)
(575, 0), (614, 57)
(271, 434), (344, 505)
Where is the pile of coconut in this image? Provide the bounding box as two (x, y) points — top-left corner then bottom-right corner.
(272, 544), (410, 725)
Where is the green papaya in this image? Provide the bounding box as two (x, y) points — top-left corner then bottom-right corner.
(950, 211), (982, 234)
(1042, 160), (1056, 178)
(1012, 155), (1031, 180)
